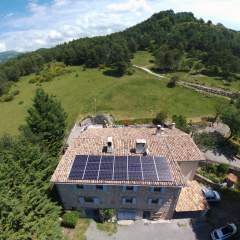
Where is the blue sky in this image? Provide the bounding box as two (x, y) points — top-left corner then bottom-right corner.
(0, 0), (239, 52)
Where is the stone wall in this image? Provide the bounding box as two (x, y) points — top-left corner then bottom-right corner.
(178, 81), (239, 98)
(56, 183), (181, 219)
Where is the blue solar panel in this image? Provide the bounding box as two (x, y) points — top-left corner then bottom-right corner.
(98, 171), (112, 180)
(143, 171), (158, 181)
(114, 171), (127, 180)
(68, 171), (84, 180)
(128, 156), (140, 164)
(100, 162), (113, 171)
(128, 164), (141, 171)
(86, 162), (99, 171)
(142, 163), (155, 171)
(88, 155), (101, 163)
(68, 155), (172, 182)
(128, 171), (142, 180)
(68, 155), (87, 179)
(101, 155), (114, 163)
(141, 156), (154, 164)
(83, 170), (98, 180)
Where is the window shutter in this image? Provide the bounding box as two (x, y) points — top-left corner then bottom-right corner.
(149, 187), (154, 192)
(122, 186), (127, 192)
(122, 198), (126, 204)
(158, 199), (162, 205)
(148, 198), (152, 205)
(133, 198), (136, 204)
(133, 186), (138, 192)
(103, 185), (107, 192)
(79, 197), (84, 204)
(94, 197), (100, 205)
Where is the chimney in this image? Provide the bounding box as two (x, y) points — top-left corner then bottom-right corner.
(156, 125), (161, 135)
(136, 139), (147, 154)
(169, 122), (176, 129)
(107, 137), (113, 153)
(160, 127), (165, 135)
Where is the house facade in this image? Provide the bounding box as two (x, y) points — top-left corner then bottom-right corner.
(51, 125), (207, 220)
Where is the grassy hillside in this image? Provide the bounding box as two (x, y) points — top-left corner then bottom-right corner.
(133, 51), (240, 91)
(0, 64), (227, 135)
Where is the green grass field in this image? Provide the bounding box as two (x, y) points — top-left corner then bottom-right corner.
(131, 51), (154, 67)
(0, 64), (227, 136)
(133, 50), (240, 91)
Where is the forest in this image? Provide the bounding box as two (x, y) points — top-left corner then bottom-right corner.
(1, 10), (240, 95)
(0, 89), (67, 239)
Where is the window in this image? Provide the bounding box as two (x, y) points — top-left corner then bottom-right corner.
(151, 199), (158, 204)
(123, 186), (138, 192)
(76, 184), (84, 189)
(84, 197), (94, 203)
(126, 186), (134, 191)
(122, 197), (136, 205)
(79, 197), (100, 205)
(149, 187), (164, 193)
(148, 198), (162, 205)
(96, 185), (103, 190)
(153, 187), (163, 192)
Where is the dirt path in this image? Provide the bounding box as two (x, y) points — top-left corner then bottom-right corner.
(133, 65), (237, 98)
(133, 65), (168, 79)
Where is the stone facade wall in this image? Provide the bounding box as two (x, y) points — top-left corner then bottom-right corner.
(178, 161), (199, 181)
(56, 184), (181, 219)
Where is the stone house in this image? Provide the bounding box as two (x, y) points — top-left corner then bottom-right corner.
(51, 125), (208, 220)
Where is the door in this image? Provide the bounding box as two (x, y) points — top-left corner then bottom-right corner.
(143, 211), (151, 219)
(117, 210), (136, 220)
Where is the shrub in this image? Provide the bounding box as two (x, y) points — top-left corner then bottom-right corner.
(216, 163), (229, 176)
(153, 111), (168, 125)
(167, 76), (178, 88)
(172, 114), (190, 133)
(126, 68), (135, 75)
(0, 94), (14, 102)
(193, 132), (216, 150)
(62, 211), (79, 228)
(18, 101), (24, 105)
(11, 90), (20, 96)
(99, 209), (115, 222)
(29, 78), (38, 84)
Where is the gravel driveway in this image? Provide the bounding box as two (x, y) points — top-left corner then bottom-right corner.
(86, 218), (211, 240)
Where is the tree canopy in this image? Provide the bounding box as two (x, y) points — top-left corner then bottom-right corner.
(20, 88), (67, 156)
(0, 89), (68, 239)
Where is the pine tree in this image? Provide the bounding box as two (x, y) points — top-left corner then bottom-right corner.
(20, 88), (67, 156)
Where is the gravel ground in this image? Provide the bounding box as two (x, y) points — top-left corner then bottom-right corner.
(86, 218), (212, 240)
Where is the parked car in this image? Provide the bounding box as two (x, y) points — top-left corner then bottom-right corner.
(211, 223), (237, 240)
(202, 187), (221, 202)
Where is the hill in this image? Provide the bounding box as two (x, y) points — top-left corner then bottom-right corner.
(1, 10), (240, 96)
(0, 51), (20, 63)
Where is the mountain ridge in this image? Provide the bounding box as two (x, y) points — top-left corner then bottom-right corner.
(1, 10), (240, 95)
(0, 51), (21, 63)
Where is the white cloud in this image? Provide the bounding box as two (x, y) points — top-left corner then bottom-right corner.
(0, 42), (6, 52)
(108, 0), (153, 13)
(0, 0), (239, 52)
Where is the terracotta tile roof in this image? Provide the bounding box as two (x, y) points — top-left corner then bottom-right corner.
(175, 180), (209, 212)
(51, 126), (204, 186)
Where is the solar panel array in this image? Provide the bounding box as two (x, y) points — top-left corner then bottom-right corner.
(68, 155), (173, 182)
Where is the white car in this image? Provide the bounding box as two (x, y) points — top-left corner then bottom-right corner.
(211, 223), (237, 240)
(202, 188), (221, 202)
